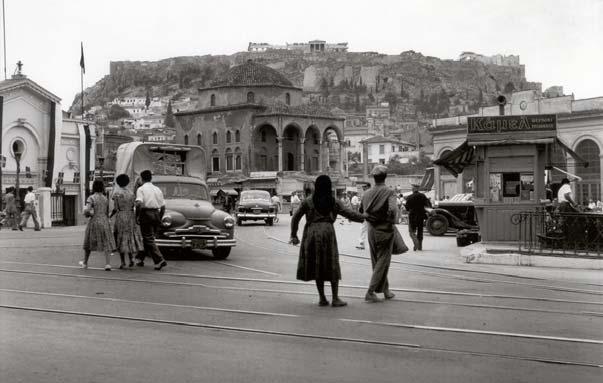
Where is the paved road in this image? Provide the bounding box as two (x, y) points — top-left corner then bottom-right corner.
(1, 217), (602, 382)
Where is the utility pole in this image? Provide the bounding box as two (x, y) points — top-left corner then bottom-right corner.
(2, 0), (6, 80)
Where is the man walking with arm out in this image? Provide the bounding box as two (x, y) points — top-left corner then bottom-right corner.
(361, 166), (397, 302)
(135, 170), (167, 270)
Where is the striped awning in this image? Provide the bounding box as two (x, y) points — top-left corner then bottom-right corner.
(433, 141), (474, 178)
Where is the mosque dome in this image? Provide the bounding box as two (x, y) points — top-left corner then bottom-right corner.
(211, 59), (294, 88)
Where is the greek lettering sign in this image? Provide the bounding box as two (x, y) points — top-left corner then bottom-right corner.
(468, 115), (557, 135)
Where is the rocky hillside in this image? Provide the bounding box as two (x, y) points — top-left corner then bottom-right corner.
(71, 49), (541, 120)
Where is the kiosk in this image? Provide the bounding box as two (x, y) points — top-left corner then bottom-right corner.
(435, 114), (587, 242)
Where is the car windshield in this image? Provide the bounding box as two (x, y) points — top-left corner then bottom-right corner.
(241, 191), (270, 201)
(156, 182), (209, 200)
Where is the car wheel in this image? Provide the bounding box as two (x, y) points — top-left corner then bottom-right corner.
(212, 247), (231, 259)
(236, 218), (242, 226)
(427, 214), (449, 236)
(266, 218), (274, 226)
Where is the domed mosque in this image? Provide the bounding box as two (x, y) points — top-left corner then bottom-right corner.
(174, 59), (347, 196)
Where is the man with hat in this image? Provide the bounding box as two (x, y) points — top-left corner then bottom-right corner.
(404, 183), (432, 251)
(360, 165), (397, 302)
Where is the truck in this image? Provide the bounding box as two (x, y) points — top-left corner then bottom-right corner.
(115, 142), (236, 259)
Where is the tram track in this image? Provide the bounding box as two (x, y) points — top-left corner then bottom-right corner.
(1, 303), (600, 368)
(1, 266), (603, 316)
(258, 228), (603, 290)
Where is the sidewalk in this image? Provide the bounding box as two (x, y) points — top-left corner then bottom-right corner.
(267, 214), (603, 271)
(461, 242), (603, 270)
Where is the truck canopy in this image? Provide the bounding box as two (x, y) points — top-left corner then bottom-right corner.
(115, 142), (206, 182)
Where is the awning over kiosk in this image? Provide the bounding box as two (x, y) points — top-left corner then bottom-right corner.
(434, 137), (588, 178)
(433, 141), (474, 177)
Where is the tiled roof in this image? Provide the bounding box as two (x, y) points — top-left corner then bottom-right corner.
(211, 60), (294, 88)
(257, 101), (341, 119)
(360, 135), (416, 146)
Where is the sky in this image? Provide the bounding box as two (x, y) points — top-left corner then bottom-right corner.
(4, 0), (602, 108)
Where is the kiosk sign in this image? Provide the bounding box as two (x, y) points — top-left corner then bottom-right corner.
(468, 115), (557, 135)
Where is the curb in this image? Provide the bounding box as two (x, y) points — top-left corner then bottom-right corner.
(460, 243), (603, 270)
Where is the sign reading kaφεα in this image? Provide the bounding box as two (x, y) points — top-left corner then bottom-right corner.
(468, 115), (557, 135)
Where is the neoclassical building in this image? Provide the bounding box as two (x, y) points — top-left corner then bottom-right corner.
(430, 90), (603, 204)
(0, 66), (97, 226)
(174, 60), (346, 195)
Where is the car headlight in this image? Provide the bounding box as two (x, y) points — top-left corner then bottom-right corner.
(161, 215), (173, 227)
(224, 215), (235, 228)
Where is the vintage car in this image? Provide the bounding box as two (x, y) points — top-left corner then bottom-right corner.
(115, 142), (236, 259)
(426, 193), (478, 236)
(235, 190), (277, 226)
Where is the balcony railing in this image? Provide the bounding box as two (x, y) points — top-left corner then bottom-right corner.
(513, 209), (603, 257)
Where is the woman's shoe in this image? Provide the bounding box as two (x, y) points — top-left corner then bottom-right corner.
(78, 261), (87, 269)
(318, 299), (330, 307)
(384, 290), (396, 300)
(119, 263), (126, 269)
(331, 298), (347, 307)
(128, 261), (135, 268)
(104, 265), (111, 271)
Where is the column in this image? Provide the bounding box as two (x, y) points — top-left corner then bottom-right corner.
(318, 139), (323, 173)
(339, 141), (346, 176)
(37, 187), (52, 228)
(300, 138), (305, 172)
(600, 154), (603, 202)
(362, 142), (369, 182)
(277, 137), (283, 172)
(566, 155), (577, 201)
(433, 166), (441, 201)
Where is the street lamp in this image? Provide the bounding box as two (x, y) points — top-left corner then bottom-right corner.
(98, 156), (105, 185)
(12, 140), (24, 210)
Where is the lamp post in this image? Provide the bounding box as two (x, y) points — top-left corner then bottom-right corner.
(11, 141), (25, 209)
(98, 156), (105, 185)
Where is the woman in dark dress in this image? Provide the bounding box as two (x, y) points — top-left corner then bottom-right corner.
(290, 175), (365, 307)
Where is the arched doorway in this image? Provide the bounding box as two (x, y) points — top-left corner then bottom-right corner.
(253, 124), (278, 171)
(304, 126), (321, 173)
(283, 124), (301, 171)
(575, 139), (601, 205)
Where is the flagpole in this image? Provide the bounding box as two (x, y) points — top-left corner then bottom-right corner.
(2, 0), (6, 80)
(80, 42), (84, 119)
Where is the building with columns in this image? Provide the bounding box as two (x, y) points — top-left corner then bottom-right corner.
(174, 60), (346, 195)
(0, 65), (97, 227)
(430, 90), (603, 204)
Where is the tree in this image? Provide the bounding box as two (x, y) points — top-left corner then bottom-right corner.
(145, 89), (151, 110)
(504, 81), (516, 94)
(383, 91), (398, 113)
(164, 100), (175, 128)
(320, 77), (330, 100)
(107, 104), (130, 120)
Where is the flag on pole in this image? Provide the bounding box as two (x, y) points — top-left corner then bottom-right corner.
(80, 42), (85, 74)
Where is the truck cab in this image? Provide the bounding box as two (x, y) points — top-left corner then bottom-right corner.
(115, 142), (236, 259)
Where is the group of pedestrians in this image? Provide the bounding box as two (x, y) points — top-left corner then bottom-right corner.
(290, 165), (404, 306)
(1, 186), (41, 231)
(80, 170), (167, 272)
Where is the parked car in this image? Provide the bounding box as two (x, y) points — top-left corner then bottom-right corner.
(427, 193), (478, 236)
(115, 142), (236, 259)
(236, 190), (277, 226)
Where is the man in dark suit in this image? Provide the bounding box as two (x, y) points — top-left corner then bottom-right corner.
(404, 184), (431, 251)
